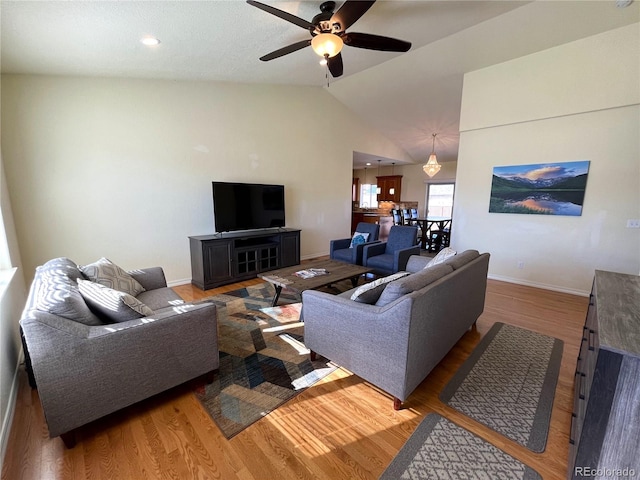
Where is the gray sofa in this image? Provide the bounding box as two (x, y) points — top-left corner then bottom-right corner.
(302, 250), (490, 409)
(19, 257), (219, 447)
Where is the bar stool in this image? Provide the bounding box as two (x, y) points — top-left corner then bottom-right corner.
(402, 209), (411, 225)
(391, 209), (403, 225)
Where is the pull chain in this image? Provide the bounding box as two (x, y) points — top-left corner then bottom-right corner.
(324, 54), (330, 88)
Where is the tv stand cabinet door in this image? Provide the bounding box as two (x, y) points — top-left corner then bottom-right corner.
(202, 239), (233, 288)
(281, 231), (300, 267)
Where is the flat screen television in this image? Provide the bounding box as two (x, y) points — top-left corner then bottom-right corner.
(212, 181), (285, 233)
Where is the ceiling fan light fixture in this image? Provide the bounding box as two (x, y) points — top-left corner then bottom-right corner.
(311, 32), (343, 58)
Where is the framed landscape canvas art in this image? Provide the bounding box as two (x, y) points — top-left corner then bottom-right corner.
(489, 161), (590, 215)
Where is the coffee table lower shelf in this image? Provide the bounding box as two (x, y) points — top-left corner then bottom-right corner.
(258, 259), (374, 306)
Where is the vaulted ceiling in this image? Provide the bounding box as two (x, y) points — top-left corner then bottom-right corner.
(2, 1), (638, 168)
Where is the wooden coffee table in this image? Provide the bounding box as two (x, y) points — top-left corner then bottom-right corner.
(258, 259), (373, 306)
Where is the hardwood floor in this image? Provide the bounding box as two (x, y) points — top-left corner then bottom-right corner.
(2, 278), (588, 480)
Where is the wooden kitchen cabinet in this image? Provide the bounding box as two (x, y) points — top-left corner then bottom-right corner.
(376, 175), (402, 202)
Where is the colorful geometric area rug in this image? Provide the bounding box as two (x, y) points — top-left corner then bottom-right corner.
(259, 302), (302, 323)
(440, 322), (563, 452)
(194, 283), (337, 438)
(379, 414), (542, 480)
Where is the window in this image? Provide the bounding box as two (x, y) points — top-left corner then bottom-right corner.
(426, 183), (454, 217)
(359, 183), (378, 209)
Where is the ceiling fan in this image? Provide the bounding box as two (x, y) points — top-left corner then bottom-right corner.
(246, 0), (412, 78)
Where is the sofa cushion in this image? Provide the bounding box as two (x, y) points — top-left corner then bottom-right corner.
(445, 250), (480, 270)
(136, 288), (185, 311)
(425, 247), (457, 268)
(32, 265), (104, 326)
(350, 272), (411, 304)
(78, 279), (153, 323)
(375, 263), (454, 307)
(331, 247), (354, 263)
(80, 258), (145, 296)
(350, 232), (370, 248)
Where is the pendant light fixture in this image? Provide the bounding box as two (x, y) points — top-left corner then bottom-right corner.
(389, 163), (395, 196)
(376, 160), (382, 194)
(423, 133), (442, 178)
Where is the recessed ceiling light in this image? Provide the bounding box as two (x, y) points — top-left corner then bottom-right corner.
(141, 36), (161, 46)
(366, 162), (372, 166)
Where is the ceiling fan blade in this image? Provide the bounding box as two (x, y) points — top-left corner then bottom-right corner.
(259, 39), (312, 61)
(247, 0), (315, 30)
(330, 0), (376, 32)
(343, 32), (411, 52)
(328, 53), (344, 78)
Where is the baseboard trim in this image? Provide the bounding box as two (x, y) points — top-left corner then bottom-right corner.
(1, 347), (24, 468)
(301, 252), (329, 261)
(488, 273), (589, 297)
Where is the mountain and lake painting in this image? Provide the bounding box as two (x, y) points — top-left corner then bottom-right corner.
(489, 161), (590, 216)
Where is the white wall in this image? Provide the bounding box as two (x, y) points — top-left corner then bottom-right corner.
(0, 154), (27, 465)
(455, 24), (640, 295)
(1, 75), (412, 284)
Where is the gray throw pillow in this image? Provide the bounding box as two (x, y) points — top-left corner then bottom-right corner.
(80, 257), (145, 297)
(350, 272), (411, 304)
(375, 264), (454, 307)
(78, 279), (153, 323)
(39, 257), (85, 282)
(33, 264), (104, 326)
(425, 247), (457, 267)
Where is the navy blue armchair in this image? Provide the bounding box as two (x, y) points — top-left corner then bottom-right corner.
(363, 225), (420, 275)
(330, 222), (380, 266)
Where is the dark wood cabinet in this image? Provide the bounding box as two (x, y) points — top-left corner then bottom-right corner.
(189, 229), (300, 290)
(376, 175), (402, 202)
(568, 270), (640, 479)
(351, 213), (381, 234)
(280, 231), (301, 268)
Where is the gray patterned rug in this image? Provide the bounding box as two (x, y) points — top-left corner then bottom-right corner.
(440, 322), (563, 452)
(380, 414), (541, 480)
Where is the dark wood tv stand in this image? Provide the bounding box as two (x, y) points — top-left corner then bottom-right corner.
(189, 228), (300, 290)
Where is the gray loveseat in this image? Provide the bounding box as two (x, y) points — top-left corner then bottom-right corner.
(20, 257), (219, 447)
(302, 250), (490, 409)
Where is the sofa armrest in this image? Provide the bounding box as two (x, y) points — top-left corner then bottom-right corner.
(330, 238), (352, 255)
(393, 245), (420, 272)
(353, 240), (382, 265)
(302, 290), (411, 347)
(394, 246), (421, 272)
(86, 302), (215, 338)
(302, 289), (413, 397)
(128, 267), (167, 290)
